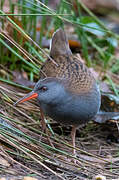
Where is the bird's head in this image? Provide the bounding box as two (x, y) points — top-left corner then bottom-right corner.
(14, 77), (68, 106)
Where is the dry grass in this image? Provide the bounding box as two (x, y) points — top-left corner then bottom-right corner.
(0, 82), (119, 180)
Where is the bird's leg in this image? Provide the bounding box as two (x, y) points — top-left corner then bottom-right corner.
(40, 107), (46, 132)
(71, 126), (77, 161)
(40, 107), (54, 147)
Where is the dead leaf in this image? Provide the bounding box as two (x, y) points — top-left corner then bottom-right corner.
(94, 174), (106, 180)
(0, 155), (10, 167)
(13, 71), (35, 88)
(23, 177), (38, 180)
(100, 82), (112, 93)
(0, 178), (6, 180)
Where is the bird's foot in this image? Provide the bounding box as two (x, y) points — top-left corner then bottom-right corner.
(40, 111), (54, 148)
(40, 125), (55, 148)
(46, 133), (55, 148)
(71, 147), (78, 164)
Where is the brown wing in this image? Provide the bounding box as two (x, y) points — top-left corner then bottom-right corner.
(39, 54), (95, 94)
(39, 28), (95, 94)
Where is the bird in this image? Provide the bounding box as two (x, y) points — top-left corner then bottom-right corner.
(14, 28), (101, 160)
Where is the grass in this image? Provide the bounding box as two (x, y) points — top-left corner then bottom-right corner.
(0, 83), (118, 179)
(0, 0), (119, 179)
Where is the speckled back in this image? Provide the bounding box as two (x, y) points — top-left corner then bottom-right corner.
(40, 55), (95, 95)
(39, 28), (97, 95)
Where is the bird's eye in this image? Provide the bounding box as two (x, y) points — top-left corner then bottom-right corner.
(40, 86), (48, 91)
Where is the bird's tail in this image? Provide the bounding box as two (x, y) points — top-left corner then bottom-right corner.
(94, 111), (119, 123)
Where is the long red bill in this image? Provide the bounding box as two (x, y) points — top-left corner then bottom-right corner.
(14, 91), (38, 106)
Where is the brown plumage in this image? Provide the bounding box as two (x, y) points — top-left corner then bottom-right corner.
(40, 29), (95, 95)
